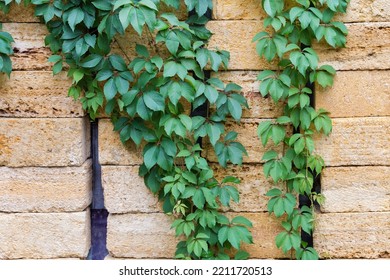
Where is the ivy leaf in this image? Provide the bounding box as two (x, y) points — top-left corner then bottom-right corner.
(262, 0), (284, 17)
(143, 91), (165, 111)
(143, 145), (159, 170)
(67, 8), (84, 31)
(129, 6), (146, 35)
(275, 230), (301, 253)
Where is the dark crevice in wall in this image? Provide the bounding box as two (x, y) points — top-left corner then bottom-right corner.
(88, 120), (109, 260)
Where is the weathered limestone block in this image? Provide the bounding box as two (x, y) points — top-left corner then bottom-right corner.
(107, 212), (284, 259)
(316, 70), (390, 118)
(0, 160), (92, 213)
(206, 119), (284, 164)
(314, 212), (390, 259)
(208, 21), (390, 71)
(98, 119), (143, 166)
(0, 71), (84, 118)
(315, 117), (390, 166)
(212, 71), (284, 118)
(0, 117), (90, 167)
(317, 22), (390, 70)
(212, 0), (390, 22)
(0, 3), (39, 23)
(101, 165), (160, 214)
(321, 166), (390, 213)
(238, 212), (285, 259)
(212, 0), (265, 20)
(212, 164), (278, 212)
(207, 20), (271, 70)
(0, 210), (91, 259)
(1, 23), (51, 71)
(107, 213), (178, 259)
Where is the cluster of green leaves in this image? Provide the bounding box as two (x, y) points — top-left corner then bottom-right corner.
(0, 0), (253, 259)
(256, 0), (350, 259)
(0, 0), (18, 76)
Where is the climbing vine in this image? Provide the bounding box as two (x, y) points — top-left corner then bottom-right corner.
(0, 0), (253, 259)
(254, 0), (350, 259)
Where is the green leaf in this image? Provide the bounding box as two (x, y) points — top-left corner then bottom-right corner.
(143, 91), (165, 111)
(129, 6), (146, 35)
(103, 78), (117, 100)
(227, 97), (242, 120)
(81, 54), (102, 68)
(67, 8), (84, 31)
(231, 216), (253, 227)
(144, 145), (159, 170)
(262, 0), (284, 18)
(139, 0), (158, 11)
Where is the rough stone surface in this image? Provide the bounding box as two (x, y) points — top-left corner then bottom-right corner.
(316, 70), (390, 118)
(101, 165), (161, 214)
(206, 119), (284, 164)
(212, 164), (279, 212)
(1, 23), (51, 71)
(0, 71), (84, 118)
(314, 212), (390, 259)
(212, 71), (284, 118)
(321, 166), (390, 213)
(208, 21), (390, 71)
(317, 22), (390, 70)
(98, 119), (143, 166)
(107, 213), (178, 259)
(207, 20), (271, 70)
(107, 212), (284, 259)
(0, 160), (92, 213)
(314, 117), (390, 166)
(212, 0), (390, 22)
(0, 210), (91, 259)
(0, 117), (90, 167)
(0, 3), (39, 23)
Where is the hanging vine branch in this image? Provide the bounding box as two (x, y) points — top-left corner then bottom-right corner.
(254, 0), (350, 259)
(0, 0), (253, 259)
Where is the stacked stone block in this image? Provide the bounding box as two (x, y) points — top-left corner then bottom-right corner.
(0, 8), (91, 259)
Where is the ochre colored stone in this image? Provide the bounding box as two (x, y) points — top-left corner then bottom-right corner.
(0, 118), (90, 167)
(212, 0), (265, 20)
(211, 71), (284, 118)
(212, 0), (390, 22)
(101, 165), (161, 214)
(107, 213), (178, 258)
(206, 119), (284, 164)
(316, 22), (390, 70)
(0, 210), (91, 259)
(314, 117), (390, 166)
(316, 70), (390, 118)
(107, 212), (285, 259)
(314, 212), (390, 259)
(208, 21), (390, 71)
(0, 3), (39, 23)
(207, 20), (272, 70)
(212, 164), (280, 212)
(0, 71), (84, 118)
(0, 160), (92, 212)
(1, 23), (51, 71)
(321, 166), (390, 213)
(98, 119), (143, 166)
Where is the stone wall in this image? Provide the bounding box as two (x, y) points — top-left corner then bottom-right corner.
(0, 8), (91, 259)
(1, 0), (389, 260)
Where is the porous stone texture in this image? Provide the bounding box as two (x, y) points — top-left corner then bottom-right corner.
(314, 117), (390, 166)
(98, 119), (143, 166)
(1, 23), (51, 71)
(0, 71), (83, 118)
(0, 160), (92, 213)
(314, 212), (390, 259)
(0, 3), (39, 22)
(317, 22), (390, 70)
(107, 213), (178, 259)
(316, 70), (390, 118)
(0, 117), (90, 167)
(212, 0), (390, 22)
(208, 21), (390, 71)
(212, 164), (279, 212)
(0, 210), (91, 259)
(107, 212), (285, 259)
(212, 71), (284, 118)
(320, 166), (390, 213)
(206, 119), (284, 164)
(101, 165), (161, 214)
